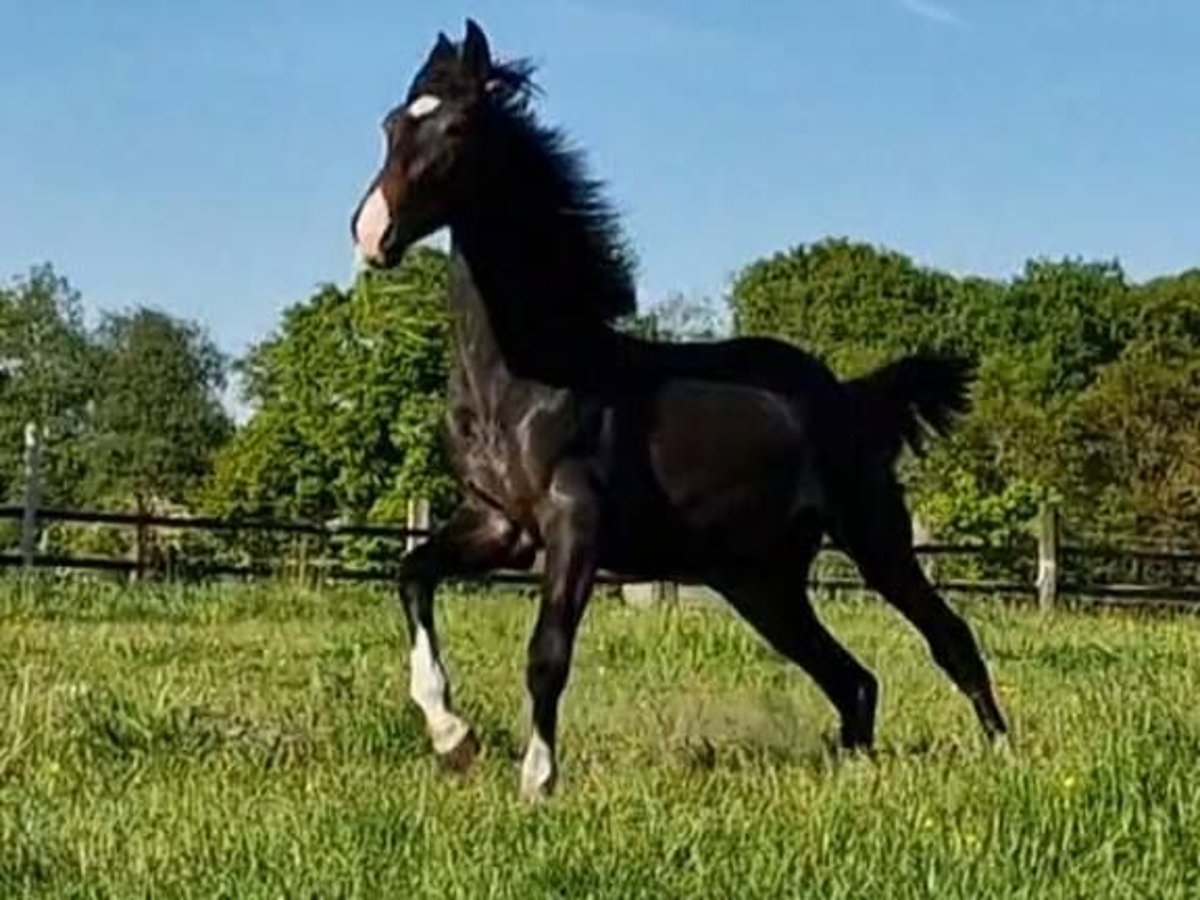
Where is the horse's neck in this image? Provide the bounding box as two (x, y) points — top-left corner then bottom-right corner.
(446, 250), (515, 402)
(448, 224), (625, 390)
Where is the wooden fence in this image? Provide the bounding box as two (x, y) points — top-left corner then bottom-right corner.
(1, 503), (1198, 609)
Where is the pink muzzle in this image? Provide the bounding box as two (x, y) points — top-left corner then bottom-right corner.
(354, 185), (392, 263)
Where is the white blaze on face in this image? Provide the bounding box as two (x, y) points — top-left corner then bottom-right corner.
(410, 626), (470, 754)
(354, 185), (391, 262)
(407, 94), (442, 119)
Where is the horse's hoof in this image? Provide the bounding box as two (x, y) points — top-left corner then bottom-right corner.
(832, 743), (877, 771)
(824, 730), (875, 761)
(437, 729), (481, 774)
(989, 733), (1015, 759)
(840, 744), (876, 761)
(520, 775), (557, 803)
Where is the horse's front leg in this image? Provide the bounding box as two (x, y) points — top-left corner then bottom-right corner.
(521, 464), (599, 799)
(399, 502), (525, 771)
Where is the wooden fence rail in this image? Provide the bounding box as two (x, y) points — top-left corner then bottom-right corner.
(0, 505), (421, 539)
(2, 503), (1199, 608)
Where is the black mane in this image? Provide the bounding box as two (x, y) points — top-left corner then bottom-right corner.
(472, 60), (639, 323)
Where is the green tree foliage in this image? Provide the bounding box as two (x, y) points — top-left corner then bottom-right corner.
(733, 239), (957, 376)
(945, 260), (1129, 514)
(205, 247), (453, 525)
(0, 265), (96, 505)
(621, 292), (726, 342)
(1069, 271), (1200, 543)
(86, 308), (232, 508)
(2, 266), (233, 559)
(968, 259), (1128, 399)
(729, 241), (1200, 548)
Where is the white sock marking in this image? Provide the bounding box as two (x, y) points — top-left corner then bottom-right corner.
(410, 626), (469, 754)
(520, 732), (556, 798)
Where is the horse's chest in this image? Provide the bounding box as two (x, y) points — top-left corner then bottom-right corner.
(447, 392), (576, 523)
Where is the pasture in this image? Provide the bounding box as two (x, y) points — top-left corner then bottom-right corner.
(1, 581), (1198, 898)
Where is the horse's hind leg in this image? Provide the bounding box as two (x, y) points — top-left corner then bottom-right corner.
(713, 542), (878, 750)
(399, 500), (528, 771)
(834, 477), (1008, 742)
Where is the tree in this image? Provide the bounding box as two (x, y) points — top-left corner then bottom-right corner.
(729, 240), (1016, 544)
(85, 308), (231, 510)
(205, 247), (454, 526)
(730, 238), (958, 377)
(620, 293), (726, 342)
(1068, 270), (1200, 542)
(0, 265), (96, 506)
(960, 258), (1127, 401)
(727, 243), (1170, 552)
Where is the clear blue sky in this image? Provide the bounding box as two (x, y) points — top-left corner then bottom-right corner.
(2, 0), (1198, 360)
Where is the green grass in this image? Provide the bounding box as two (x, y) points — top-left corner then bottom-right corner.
(2, 579), (1199, 898)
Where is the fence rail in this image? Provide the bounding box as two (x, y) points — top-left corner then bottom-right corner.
(0, 505), (421, 539)
(2, 503), (1199, 608)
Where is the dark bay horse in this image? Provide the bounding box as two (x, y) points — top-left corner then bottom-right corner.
(351, 20), (1007, 798)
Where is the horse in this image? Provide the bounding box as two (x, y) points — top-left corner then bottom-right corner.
(350, 20), (1007, 798)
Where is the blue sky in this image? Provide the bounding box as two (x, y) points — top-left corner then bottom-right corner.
(2, 0), (1198, 360)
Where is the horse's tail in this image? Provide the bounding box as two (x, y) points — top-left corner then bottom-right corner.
(845, 353), (975, 463)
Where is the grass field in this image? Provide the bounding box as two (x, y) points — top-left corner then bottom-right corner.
(1, 580), (1199, 898)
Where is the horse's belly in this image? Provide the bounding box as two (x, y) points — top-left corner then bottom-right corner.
(644, 381), (824, 551)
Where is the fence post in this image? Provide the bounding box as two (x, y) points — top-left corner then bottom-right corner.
(297, 534), (309, 586)
(1037, 501), (1060, 611)
(20, 423), (42, 572)
(653, 581), (679, 605)
(133, 497), (149, 583)
(913, 515), (937, 584)
(416, 499), (431, 540)
(406, 499), (431, 554)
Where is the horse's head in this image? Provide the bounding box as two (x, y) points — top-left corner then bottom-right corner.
(352, 19), (516, 269)
(351, 19), (636, 326)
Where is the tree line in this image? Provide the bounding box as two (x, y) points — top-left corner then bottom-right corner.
(2, 239), (1197, 565)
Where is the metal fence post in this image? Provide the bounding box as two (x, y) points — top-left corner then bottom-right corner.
(1037, 501), (1060, 611)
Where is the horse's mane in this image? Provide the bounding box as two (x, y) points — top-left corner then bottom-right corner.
(477, 59), (638, 323)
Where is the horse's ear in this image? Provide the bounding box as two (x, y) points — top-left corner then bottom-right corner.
(462, 18), (492, 79)
(430, 31), (455, 63)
